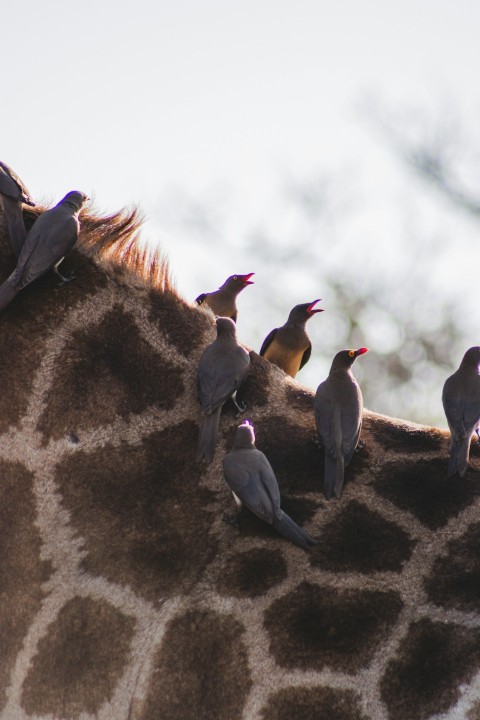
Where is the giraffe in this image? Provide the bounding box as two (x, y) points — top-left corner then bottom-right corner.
(1, 199), (480, 720)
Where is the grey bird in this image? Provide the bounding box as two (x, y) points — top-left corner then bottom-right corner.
(196, 316), (251, 463)
(260, 299), (323, 377)
(0, 160), (36, 258)
(223, 419), (317, 550)
(195, 273), (254, 322)
(0, 190), (88, 312)
(315, 347), (368, 500)
(442, 346), (480, 478)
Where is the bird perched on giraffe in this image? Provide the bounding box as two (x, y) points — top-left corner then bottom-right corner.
(0, 190), (88, 313)
(195, 272), (254, 322)
(0, 160), (36, 258)
(223, 419), (317, 550)
(259, 299), (323, 378)
(315, 347), (368, 500)
(442, 346), (480, 478)
(196, 316), (250, 463)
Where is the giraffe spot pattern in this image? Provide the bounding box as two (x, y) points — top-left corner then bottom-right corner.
(21, 596), (135, 718)
(215, 548), (288, 598)
(380, 619), (480, 719)
(55, 421), (218, 603)
(37, 304), (185, 441)
(310, 500), (416, 574)
(264, 582), (403, 672)
(0, 461), (52, 711)
(367, 415), (446, 452)
(424, 521), (480, 612)
(372, 458), (478, 529)
(139, 609), (252, 720)
(260, 686), (368, 720)
(149, 289), (213, 355)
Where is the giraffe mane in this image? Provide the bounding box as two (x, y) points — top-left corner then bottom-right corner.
(23, 202), (175, 295)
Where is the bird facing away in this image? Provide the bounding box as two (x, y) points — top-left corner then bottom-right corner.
(259, 299), (323, 377)
(223, 419), (317, 550)
(315, 347), (368, 500)
(0, 160), (36, 258)
(196, 316), (251, 463)
(442, 346), (480, 478)
(195, 273), (254, 322)
(0, 190), (88, 313)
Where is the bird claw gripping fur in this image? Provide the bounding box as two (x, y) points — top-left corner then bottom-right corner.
(355, 439), (366, 453)
(54, 266), (75, 286)
(311, 434), (323, 450)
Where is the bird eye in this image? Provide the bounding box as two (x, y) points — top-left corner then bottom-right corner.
(348, 350), (355, 357)
(232, 275), (237, 280)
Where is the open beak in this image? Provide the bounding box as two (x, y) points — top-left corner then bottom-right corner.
(307, 299), (324, 315)
(240, 273), (255, 285)
(355, 347), (368, 356)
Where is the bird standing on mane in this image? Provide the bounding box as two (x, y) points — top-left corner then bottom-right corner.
(0, 160), (36, 258)
(196, 316), (250, 463)
(195, 273), (254, 322)
(260, 299), (323, 377)
(442, 346), (480, 478)
(0, 190), (88, 313)
(315, 347), (368, 500)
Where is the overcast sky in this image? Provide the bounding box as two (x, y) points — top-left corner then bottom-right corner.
(3, 0), (479, 423)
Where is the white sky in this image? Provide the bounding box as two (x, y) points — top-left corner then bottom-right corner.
(2, 0), (479, 424)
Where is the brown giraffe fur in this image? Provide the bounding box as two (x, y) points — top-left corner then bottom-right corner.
(1, 201), (480, 720)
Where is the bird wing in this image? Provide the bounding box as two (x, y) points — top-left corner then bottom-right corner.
(223, 450), (276, 522)
(195, 293), (207, 305)
(257, 453), (282, 520)
(299, 343), (312, 370)
(14, 210), (78, 288)
(442, 374), (476, 436)
(339, 383), (363, 463)
(0, 163), (34, 204)
(314, 380), (336, 456)
(259, 328), (278, 356)
(198, 345), (249, 411)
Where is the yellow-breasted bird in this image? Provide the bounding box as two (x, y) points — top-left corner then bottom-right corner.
(259, 300), (323, 378)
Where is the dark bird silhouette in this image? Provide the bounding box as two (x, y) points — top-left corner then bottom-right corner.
(0, 160), (35, 258)
(196, 316), (250, 463)
(223, 419), (317, 550)
(195, 273), (254, 322)
(442, 346), (480, 478)
(260, 299), (323, 377)
(0, 190), (88, 312)
(315, 347), (368, 500)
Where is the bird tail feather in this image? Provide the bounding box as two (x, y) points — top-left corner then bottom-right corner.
(324, 453), (337, 500)
(448, 436), (470, 478)
(334, 453), (345, 499)
(273, 511), (317, 551)
(0, 278), (18, 312)
(196, 407), (221, 463)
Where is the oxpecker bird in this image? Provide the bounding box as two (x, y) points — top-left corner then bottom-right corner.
(223, 420), (317, 550)
(0, 190), (88, 313)
(260, 300), (323, 377)
(0, 160), (36, 258)
(195, 273), (254, 322)
(442, 346), (480, 478)
(196, 316), (250, 463)
(315, 347), (368, 500)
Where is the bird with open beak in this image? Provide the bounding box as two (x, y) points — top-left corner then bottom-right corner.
(195, 272), (254, 322)
(260, 300), (323, 378)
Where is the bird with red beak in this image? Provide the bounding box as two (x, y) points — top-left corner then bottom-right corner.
(195, 273), (254, 323)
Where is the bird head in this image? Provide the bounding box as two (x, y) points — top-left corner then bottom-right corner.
(233, 419), (256, 448)
(460, 346), (480, 369)
(60, 190), (90, 212)
(288, 299), (324, 324)
(215, 316), (237, 337)
(331, 347), (368, 371)
(222, 273), (255, 293)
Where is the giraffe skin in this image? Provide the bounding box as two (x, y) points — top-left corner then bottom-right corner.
(0, 204), (480, 720)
